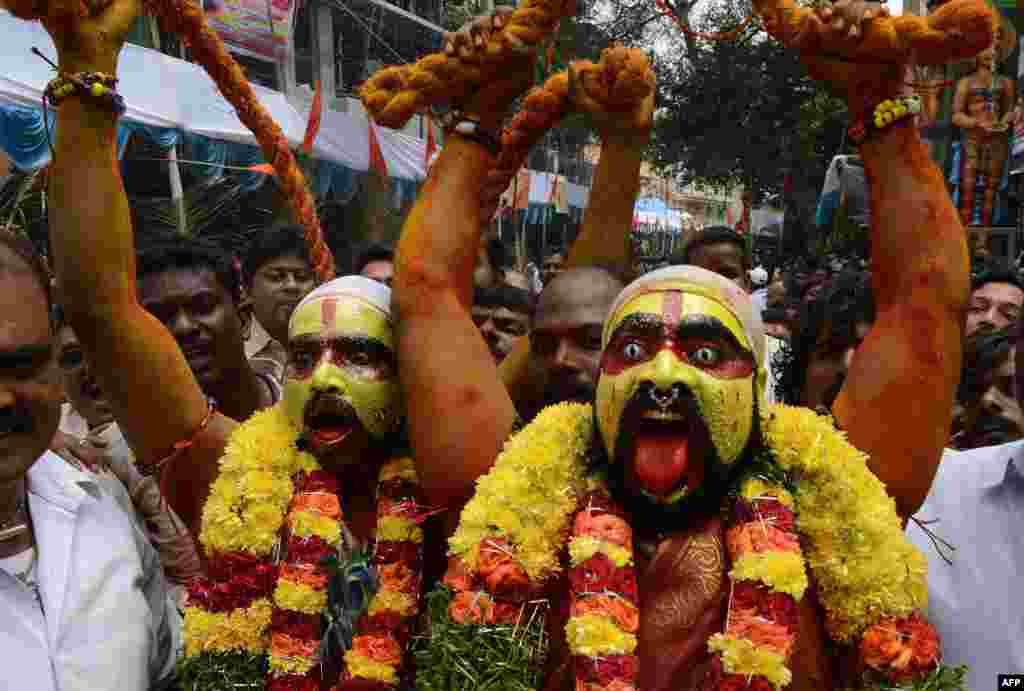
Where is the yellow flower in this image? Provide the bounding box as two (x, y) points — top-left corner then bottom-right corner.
(377, 515), (424, 543)
(274, 578), (327, 615)
(763, 405), (928, 640)
(449, 403), (592, 581)
(568, 536), (633, 568)
(708, 633), (792, 689)
(290, 509), (342, 546)
(730, 550), (808, 599)
(344, 651), (398, 684)
(566, 613), (638, 657)
(240, 503), (286, 554)
(367, 589), (417, 617)
(182, 599), (273, 657)
(739, 477), (794, 508)
(268, 654), (318, 676)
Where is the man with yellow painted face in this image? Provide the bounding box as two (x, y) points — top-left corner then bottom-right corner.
(283, 277), (402, 491)
(595, 266), (764, 516)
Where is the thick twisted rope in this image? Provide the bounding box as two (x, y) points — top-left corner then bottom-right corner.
(359, 0), (576, 129)
(3, 0), (336, 280)
(752, 0), (995, 65)
(483, 46), (654, 220)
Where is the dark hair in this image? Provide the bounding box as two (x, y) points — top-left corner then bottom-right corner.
(0, 232), (52, 309)
(957, 326), (1015, 405)
(972, 266), (1024, 295)
(136, 240), (242, 304)
(242, 225), (312, 285)
(353, 242), (394, 275)
(680, 226), (748, 269)
(474, 283), (535, 316)
(762, 307), (788, 324)
(774, 271), (875, 405)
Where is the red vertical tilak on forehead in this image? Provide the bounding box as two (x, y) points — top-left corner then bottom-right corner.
(320, 297), (337, 329)
(662, 290), (683, 327)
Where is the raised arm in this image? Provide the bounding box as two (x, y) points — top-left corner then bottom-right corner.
(40, 0), (232, 535)
(388, 17), (540, 509)
(788, 0), (983, 518)
(499, 131), (645, 405)
(494, 49), (654, 407)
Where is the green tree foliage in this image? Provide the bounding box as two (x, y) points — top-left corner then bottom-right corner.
(650, 0), (848, 255)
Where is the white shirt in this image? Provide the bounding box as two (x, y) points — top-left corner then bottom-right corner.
(0, 452), (180, 691)
(906, 443), (1024, 689)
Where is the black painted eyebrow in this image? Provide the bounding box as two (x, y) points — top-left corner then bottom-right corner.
(289, 334), (392, 352)
(0, 343), (53, 368)
(609, 313), (750, 355)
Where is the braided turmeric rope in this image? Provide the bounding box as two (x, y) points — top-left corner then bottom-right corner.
(483, 46), (653, 220)
(359, 0), (576, 130)
(655, 0), (757, 42)
(752, 0), (995, 65)
(3, 0), (336, 280)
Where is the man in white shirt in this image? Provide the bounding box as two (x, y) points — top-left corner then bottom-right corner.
(906, 302), (1024, 685)
(907, 441), (1023, 688)
(0, 234), (179, 690)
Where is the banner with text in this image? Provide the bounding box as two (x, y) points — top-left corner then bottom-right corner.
(203, 0), (295, 63)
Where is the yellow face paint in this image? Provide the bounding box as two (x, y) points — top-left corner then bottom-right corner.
(595, 290), (756, 478)
(284, 295), (401, 442)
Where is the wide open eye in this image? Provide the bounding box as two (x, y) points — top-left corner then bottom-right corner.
(622, 341), (647, 362)
(690, 346), (721, 367)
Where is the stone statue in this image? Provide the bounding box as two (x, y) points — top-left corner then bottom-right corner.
(951, 20), (1017, 228)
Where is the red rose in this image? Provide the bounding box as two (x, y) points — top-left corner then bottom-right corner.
(443, 556), (476, 592)
(352, 633), (403, 666)
(574, 655), (639, 685)
(336, 673), (394, 691)
(206, 552), (264, 581)
(374, 541), (422, 567)
(297, 469), (339, 494)
(267, 673), (320, 691)
(569, 554), (638, 604)
(271, 610), (321, 640)
(718, 675), (774, 691)
(490, 600), (525, 625)
(287, 534), (335, 563)
(476, 539), (537, 600)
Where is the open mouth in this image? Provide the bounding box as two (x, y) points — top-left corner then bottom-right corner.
(81, 377), (104, 401)
(624, 407), (707, 503)
(303, 394), (359, 449)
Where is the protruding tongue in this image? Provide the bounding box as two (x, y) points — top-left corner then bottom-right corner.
(312, 426), (353, 447)
(633, 434), (689, 497)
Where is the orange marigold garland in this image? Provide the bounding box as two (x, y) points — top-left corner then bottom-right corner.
(566, 488), (639, 691)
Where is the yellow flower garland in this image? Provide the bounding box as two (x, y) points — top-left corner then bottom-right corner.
(449, 402), (593, 581)
(183, 598), (274, 657)
(764, 405), (928, 641)
(708, 634), (792, 689)
(565, 613), (638, 656)
(447, 401), (932, 666)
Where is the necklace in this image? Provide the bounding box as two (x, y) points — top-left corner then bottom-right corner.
(0, 492), (28, 542)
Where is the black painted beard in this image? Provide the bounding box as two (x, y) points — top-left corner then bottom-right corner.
(590, 388), (747, 537)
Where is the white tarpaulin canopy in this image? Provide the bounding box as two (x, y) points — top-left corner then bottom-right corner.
(0, 10), (427, 181)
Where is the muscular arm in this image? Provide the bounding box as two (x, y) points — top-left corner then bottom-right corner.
(499, 131), (642, 405)
(48, 96), (233, 536)
(832, 119), (968, 519)
(394, 137), (518, 509)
